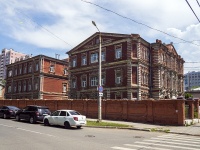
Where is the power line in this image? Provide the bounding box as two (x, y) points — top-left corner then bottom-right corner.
(3, 1), (72, 47)
(81, 0), (200, 47)
(185, 0), (200, 22)
(197, 0), (200, 7)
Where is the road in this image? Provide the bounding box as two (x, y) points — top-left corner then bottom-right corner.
(0, 119), (200, 150)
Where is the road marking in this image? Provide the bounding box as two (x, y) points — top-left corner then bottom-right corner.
(0, 123), (57, 138)
(151, 137), (200, 144)
(157, 134), (200, 141)
(124, 144), (171, 150)
(111, 147), (136, 150)
(144, 139), (200, 147)
(135, 141), (200, 150)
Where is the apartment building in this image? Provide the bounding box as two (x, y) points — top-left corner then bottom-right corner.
(67, 32), (184, 100)
(5, 55), (68, 100)
(0, 48), (27, 79)
(184, 71), (200, 91)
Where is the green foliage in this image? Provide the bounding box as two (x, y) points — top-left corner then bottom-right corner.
(184, 93), (193, 99)
(194, 108), (198, 118)
(86, 120), (131, 128)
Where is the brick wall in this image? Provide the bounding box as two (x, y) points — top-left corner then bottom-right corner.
(0, 99), (189, 125)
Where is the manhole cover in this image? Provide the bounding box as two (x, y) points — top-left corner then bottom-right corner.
(85, 135), (95, 137)
(133, 136), (143, 138)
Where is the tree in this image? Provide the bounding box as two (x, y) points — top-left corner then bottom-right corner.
(184, 93), (193, 99)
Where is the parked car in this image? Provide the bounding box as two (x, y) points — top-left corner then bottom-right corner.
(43, 110), (86, 129)
(0, 106), (20, 119)
(15, 105), (51, 124)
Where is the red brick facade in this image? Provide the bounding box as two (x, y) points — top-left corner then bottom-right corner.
(67, 32), (184, 100)
(5, 55), (68, 100)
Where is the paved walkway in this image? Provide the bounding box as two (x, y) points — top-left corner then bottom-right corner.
(87, 118), (200, 136)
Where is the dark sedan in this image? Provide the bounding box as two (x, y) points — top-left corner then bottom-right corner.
(0, 106), (20, 119)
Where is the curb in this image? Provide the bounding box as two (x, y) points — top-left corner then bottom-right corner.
(85, 126), (200, 137)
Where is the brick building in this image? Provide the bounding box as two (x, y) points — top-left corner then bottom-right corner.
(5, 55), (68, 100)
(67, 32), (184, 100)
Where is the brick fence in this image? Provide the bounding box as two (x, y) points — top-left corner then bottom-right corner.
(2, 99), (196, 126)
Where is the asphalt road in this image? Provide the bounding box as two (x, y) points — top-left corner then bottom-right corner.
(1, 119), (200, 150)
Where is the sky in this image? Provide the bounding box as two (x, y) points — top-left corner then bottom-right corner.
(0, 0), (200, 73)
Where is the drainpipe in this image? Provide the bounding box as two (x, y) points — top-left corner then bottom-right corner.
(149, 44), (152, 98)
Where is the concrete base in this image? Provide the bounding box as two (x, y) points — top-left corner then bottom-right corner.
(184, 119), (200, 126)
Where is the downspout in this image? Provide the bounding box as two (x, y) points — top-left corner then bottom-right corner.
(149, 44), (152, 98)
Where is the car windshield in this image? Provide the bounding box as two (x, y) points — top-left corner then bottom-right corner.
(69, 110), (81, 115)
(7, 106), (19, 110)
(38, 108), (50, 114)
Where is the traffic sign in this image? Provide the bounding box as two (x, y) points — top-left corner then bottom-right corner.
(98, 86), (103, 92)
(99, 92), (103, 97)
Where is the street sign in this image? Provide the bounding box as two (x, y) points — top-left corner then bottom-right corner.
(98, 86), (103, 92)
(99, 92), (103, 97)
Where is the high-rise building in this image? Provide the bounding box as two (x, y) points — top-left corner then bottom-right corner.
(0, 48), (27, 79)
(184, 71), (200, 91)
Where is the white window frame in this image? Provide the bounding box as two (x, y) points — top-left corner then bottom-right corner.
(35, 63), (39, 71)
(116, 76), (121, 84)
(28, 81), (31, 91)
(50, 65), (54, 72)
(82, 55), (87, 65)
(91, 76), (98, 86)
(101, 51), (105, 61)
(72, 80), (76, 88)
(91, 53), (98, 63)
(72, 58), (76, 67)
(8, 86), (11, 93)
(82, 77), (87, 87)
(8, 70), (12, 77)
(63, 84), (67, 92)
(64, 69), (67, 75)
(115, 48), (122, 59)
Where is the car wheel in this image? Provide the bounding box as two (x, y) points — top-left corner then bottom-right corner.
(29, 116), (36, 124)
(16, 115), (20, 121)
(77, 126), (82, 129)
(3, 114), (7, 119)
(64, 121), (71, 129)
(44, 119), (50, 126)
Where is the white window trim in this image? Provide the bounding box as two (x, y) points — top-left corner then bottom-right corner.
(91, 76), (98, 86)
(115, 49), (122, 59)
(82, 56), (87, 65)
(91, 53), (98, 63)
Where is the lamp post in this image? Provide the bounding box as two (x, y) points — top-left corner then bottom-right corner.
(92, 21), (102, 122)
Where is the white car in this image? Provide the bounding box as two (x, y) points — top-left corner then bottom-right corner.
(43, 110), (86, 129)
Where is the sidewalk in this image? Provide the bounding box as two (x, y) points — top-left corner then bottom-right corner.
(87, 118), (200, 136)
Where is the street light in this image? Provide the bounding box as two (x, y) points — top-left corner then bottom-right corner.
(92, 21), (102, 122)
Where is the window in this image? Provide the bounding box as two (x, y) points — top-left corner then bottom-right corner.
(64, 69), (67, 75)
(28, 81), (31, 91)
(35, 63), (39, 71)
(8, 70), (12, 77)
(52, 111), (60, 116)
(72, 79), (76, 88)
(72, 58), (76, 67)
(82, 76), (87, 87)
(23, 81), (26, 91)
(91, 53), (98, 63)
(115, 72), (122, 84)
(81, 55), (87, 65)
(63, 84), (67, 92)
(60, 111), (66, 116)
(101, 51), (105, 61)
(8, 86), (11, 93)
(50, 65), (54, 72)
(19, 67), (22, 75)
(14, 83), (17, 92)
(90, 76), (98, 86)
(35, 82), (38, 90)
(101, 75), (105, 85)
(23, 65), (27, 74)
(115, 46), (122, 59)
(18, 82), (21, 92)
(15, 68), (17, 76)
(28, 64), (32, 73)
